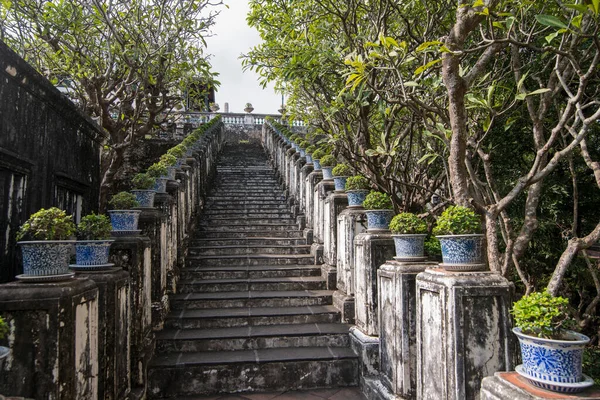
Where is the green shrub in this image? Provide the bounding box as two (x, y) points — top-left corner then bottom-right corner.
(311, 148), (327, 160)
(131, 173), (155, 190)
(108, 192), (140, 210)
(0, 316), (8, 340)
(363, 191), (393, 210)
(583, 346), (600, 385)
(16, 207), (76, 241)
(77, 213), (112, 240)
(305, 145), (317, 155)
(345, 175), (370, 191)
(159, 153), (177, 166)
(389, 213), (427, 234)
(167, 144), (187, 158)
(299, 140), (310, 149)
(319, 155), (337, 167)
(332, 163), (352, 176)
(432, 205), (481, 235)
(511, 291), (576, 339)
(424, 236), (441, 257)
(147, 162), (168, 178)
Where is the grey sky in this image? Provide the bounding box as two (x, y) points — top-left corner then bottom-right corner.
(205, 0), (282, 115)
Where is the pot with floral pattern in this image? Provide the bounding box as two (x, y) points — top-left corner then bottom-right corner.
(363, 191), (394, 232)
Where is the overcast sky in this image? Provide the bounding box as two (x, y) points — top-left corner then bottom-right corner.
(204, 0), (282, 115)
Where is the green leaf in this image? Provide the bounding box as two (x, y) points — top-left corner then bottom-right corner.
(416, 41), (442, 52)
(528, 88), (551, 96)
(414, 59), (441, 75)
(564, 4), (588, 13)
(535, 14), (569, 30)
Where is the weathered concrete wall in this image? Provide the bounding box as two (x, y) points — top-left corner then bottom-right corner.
(0, 41), (105, 282)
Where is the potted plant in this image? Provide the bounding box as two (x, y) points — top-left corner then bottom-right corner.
(320, 155), (337, 180)
(159, 154), (178, 179)
(16, 207), (76, 279)
(363, 191), (395, 232)
(311, 148), (327, 171)
(130, 172), (156, 207)
(389, 213), (428, 260)
(298, 140), (310, 157)
(305, 145), (317, 164)
(432, 205), (484, 271)
(244, 102), (254, 113)
(345, 175), (371, 207)
(167, 144), (188, 167)
(512, 291), (593, 393)
(72, 213), (114, 269)
(332, 163), (352, 192)
(147, 162), (169, 193)
(0, 316), (9, 370)
(107, 192), (141, 234)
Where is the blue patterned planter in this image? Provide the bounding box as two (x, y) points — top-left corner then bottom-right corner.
(18, 240), (75, 276)
(0, 346), (9, 371)
(437, 234), (484, 268)
(392, 234), (427, 258)
(514, 328), (593, 393)
(108, 210), (142, 231)
(75, 240), (114, 265)
(347, 190), (369, 207)
(333, 176), (347, 192)
(166, 166), (176, 180)
(322, 167), (334, 180)
(365, 210), (394, 231)
(313, 160), (322, 171)
(306, 155), (313, 164)
(154, 177), (168, 193)
(131, 190), (156, 208)
(299, 150), (306, 157)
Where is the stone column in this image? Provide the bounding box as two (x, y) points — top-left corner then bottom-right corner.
(416, 269), (514, 400)
(304, 170), (322, 240)
(0, 279), (99, 399)
(299, 163), (314, 214)
(321, 192), (348, 289)
(313, 179), (335, 245)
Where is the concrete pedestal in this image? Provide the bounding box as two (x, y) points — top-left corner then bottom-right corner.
(313, 180), (335, 245)
(0, 279), (99, 399)
(481, 372), (600, 400)
(324, 192), (348, 266)
(298, 163), (314, 213)
(304, 171), (322, 228)
(378, 260), (438, 399)
(354, 232), (395, 336)
(350, 327), (380, 384)
(416, 269), (514, 400)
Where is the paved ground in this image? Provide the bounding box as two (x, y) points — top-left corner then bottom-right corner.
(183, 387), (367, 399)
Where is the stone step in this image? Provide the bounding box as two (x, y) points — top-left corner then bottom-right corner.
(197, 224), (300, 232)
(188, 254), (314, 266)
(165, 305), (341, 329)
(169, 290), (334, 309)
(200, 217), (297, 226)
(205, 204), (290, 210)
(202, 211), (294, 218)
(206, 195), (285, 201)
(194, 230), (305, 239)
(177, 276), (326, 293)
(189, 245), (311, 256)
(155, 323), (352, 353)
(190, 237), (307, 247)
(180, 264), (320, 280)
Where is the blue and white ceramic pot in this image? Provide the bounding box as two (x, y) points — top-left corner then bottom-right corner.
(0, 346), (9, 371)
(131, 190), (156, 208)
(299, 150), (306, 157)
(18, 240), (75, 276)
(333, 176), (348, 192)
(437, 234), (485, 271)
(306, 155), (313, 164)
(166, 166), (177, 180)
(365, 210), (394, 231)
(322, 167), (334, 180)
(313, 159), (322, 171)
(513, 328), (593, 393)
(108, 210), (142, 232)
(392, 234), (427, 259)
(154, 177), (168, 193)
(74, 240), (114, 266)
(347, 190), (369, 208)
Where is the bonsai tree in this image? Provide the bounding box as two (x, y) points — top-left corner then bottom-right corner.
(131, 173), (155, 190)
(16, 207), (76, 241)
(311, 148), (327, 161)
(159, 154), (177, 166)
(108, 192), (140, 210)
(305, 145), (317, 155)
(332, 163), (352, 177)
(432, 205), (481, 236)
(0, 316), (7, 340)
(147, 162), (168, 178)
(319, 155), (337, 168)
(345, 175), (370, 191)
(389, 213), (427, 234)
(363, 191), (393, 210)
(512, 291), (577, 340)
(76, 213), (112, 240)
(167, 144), (187, 158)
(299, 140), (310, 149)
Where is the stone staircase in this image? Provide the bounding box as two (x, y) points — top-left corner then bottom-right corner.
(147, 141), (358, 398)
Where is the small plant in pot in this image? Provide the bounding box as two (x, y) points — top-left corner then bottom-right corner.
(130, 173), (156, 208)
(363, 191), (394, 232)
(345, 175), (370, 207)
(147, 162), (169, 193)
(107, 192), (141, 235)
(305, 145), (316, 164)
(332, 163), (352, 192)
(319, 155), (337, 180)
(311, 148), (327, 171)
(432, 205), (484, 271)
(167, 144), (188, 167)
(512, 291), (593, 393)
(16, 207), (76, 279)
(72, 213), (114, 269)
(0, 316), (9, 369)
(389, 213), (428, 261)
(298, 140), (310, 157)
(160, 153), (178, 179)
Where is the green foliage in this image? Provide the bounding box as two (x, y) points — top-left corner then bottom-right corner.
(147, 163), (168, 178)
(305, 145), (317, 155)
(424, 236), (441, 258)
(345, 175), (370, 191)
(363, 191), (393, 210)
(319, 155), (337, 167)
(512, 291), (577, 339)
(167, 144), (187, 158)
(108, 192), (140, 210)
(299, 140), (310, 149)
(311, 148), (327, 160)
(16, 207), (76, 241)
(159, 154), (177, 166)
(389, 213), (427, 234)
(76, 213), (112, 240)
(131, 173), (155, 190)
(432, 206), (481, 236)
(583, 346), (600, 385)
(332, 163), (352, 177)
(0, 316), (8, 340)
